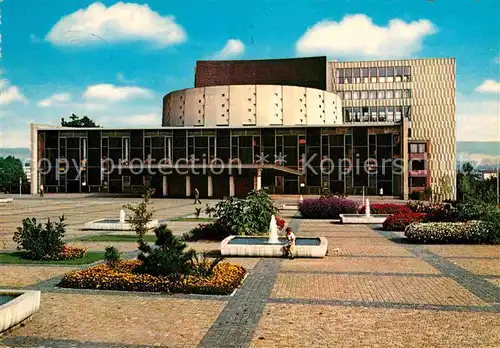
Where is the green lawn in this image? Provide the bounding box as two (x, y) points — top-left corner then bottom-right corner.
(170, 217), (215, 222)
(78, 234), (157, 243)
(0, 252), (106, 265)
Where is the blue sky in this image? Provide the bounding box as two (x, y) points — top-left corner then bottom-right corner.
(1, 0), (499, 148)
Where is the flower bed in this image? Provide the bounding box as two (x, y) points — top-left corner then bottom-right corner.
(406, 201), (444, 214)
(382, 213), (426, 231)
(59, 260), (246, 295)
(404, 221), (488, 243)
(359, 203), (412, 215)
(299, 197), (358, 219)
(47, 246), (87, 260)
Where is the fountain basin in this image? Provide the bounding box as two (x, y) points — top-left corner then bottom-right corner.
(84, 219), (159, 231)
(220, 236), (328, 258)
(0, 290), (41, 333)
(339, 214), (390, 224)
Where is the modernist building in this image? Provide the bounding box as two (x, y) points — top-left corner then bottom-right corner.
(30, 56), (456, 199)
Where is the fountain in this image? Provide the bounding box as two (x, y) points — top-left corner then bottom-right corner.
(84, 209), (158, 231)
(339, 198), (390, 224)
(220, 216), (328, 258)
(0, 290), (40, 333)
(268, 215), (280, 244)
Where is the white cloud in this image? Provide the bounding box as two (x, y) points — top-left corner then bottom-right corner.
(83, 84), (154, 101)
(296, 14), (437, 58)
(456, 94), (500, 142)
(212, 39), (245, 59)
(38, 93), (72, 107)
(45, 2), (187, 47)
(119, 113), (160, 125)
(0, 79), (28, 105)
(476, 80), (500, 94)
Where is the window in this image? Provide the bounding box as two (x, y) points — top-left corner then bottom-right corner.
(370, 107), (377, 122)
(361, 90), (368, 99)
(352, 68), (361, 83)
(352, 90), (360, 100)
(378, 67), (386, 83)
(344, 107), (352, 122)
(386, 89), (394, 99)
(362, 107), (369, 122)
(344, 91), (352, 100)
(404, 89), (412, 98)
(395, 66), (403, 82)
(418, 143), (426, 153)
(403, 66), (411, 82)
(410, 144), (418, 153)
(395, 106), (402, 121)
(403, 106), (411, 118)
(377, 90), (385, 99)
(344, 68), (352, 84)
(395, 89), (402, 99)
(336, 69), (344, 84)
(386, 106), (394, 122)
(337, 91), (344, 99)
(362, 68), (369, 83)
(369, 90), (377, 99)
(370, 67), (377, 83)
(378, 106), (386, 121)
(353, 107), (361, 122)
(386, 67), (394, 82)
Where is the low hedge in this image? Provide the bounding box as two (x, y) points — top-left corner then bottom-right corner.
(299, 197), (358, 219)
(406, 201), (444, 214)
(382, 213), (426, 231)
(359, 203), (412, 215)
(404, 221), (490, 243)
(182, 222), (230, 242)
(59, 260), (246, 295)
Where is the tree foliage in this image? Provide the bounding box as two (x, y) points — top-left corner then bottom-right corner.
(13, 216), (66, 259)
(0, 156), (27, 193)
(124, 188), (155, 239)
(458, 162), (498, 205)
(61, 114), (99, 127)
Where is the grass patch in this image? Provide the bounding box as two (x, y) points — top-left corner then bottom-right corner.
(78, 234), (157, 243)
(0, 252), (106, 265)
(170, 217), (215, 222)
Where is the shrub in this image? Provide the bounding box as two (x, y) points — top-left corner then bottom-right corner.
(276, 217), (286, 231)
(299, 197), (358, 219)
(215, 189), (278, 235)
(382, 213), (426, 231)
(358, 203), (412, 215)
(52, 246), (87, 260)
(124, 188), (155, 239)
(13, 216), (67, 260)
(406, 201), (444, 214)
(194, 207), (202, 218)
(183, 222), (230, 242)
(404, 221), (495, 244)
(104, 246), (121, 267)
(58, 260), (246, 295)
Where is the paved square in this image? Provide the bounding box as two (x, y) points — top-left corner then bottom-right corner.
(0, 265), (77, 287)
(448, 258), (500, 276)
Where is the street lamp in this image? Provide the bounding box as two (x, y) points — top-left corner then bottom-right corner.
(19, 177), (22, 197)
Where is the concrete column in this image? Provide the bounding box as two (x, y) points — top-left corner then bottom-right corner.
(30, 123), (38, 195)
(162, 176), (168, 196)
(186, 176), (191, 197)
(207, 176), (213, 197)
(256, 168), (262, 190)
(229, 176), (235, 197)
(402, 118), (409, 200)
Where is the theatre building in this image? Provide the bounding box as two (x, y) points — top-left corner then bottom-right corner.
(30, 56), (456, 199)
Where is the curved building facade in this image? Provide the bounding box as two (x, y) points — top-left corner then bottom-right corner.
(162, 85), (342, 127)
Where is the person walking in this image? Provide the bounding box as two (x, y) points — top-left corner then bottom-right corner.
(194, 187), (201, 204)
(39, 183), (44, 197)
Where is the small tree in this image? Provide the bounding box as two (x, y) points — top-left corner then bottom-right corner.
(124, 188), (155, 240)
(61, 114), (99, 127)
(13, 216), (66, 259)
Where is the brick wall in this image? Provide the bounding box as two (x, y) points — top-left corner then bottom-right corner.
(195, 56), (327, 90)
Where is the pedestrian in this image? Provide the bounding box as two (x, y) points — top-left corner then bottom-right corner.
(379, 187), (384, 200)
(194, 187), (201, 204)
(40, 183), (44, 197)
(284, 227), (296, 259)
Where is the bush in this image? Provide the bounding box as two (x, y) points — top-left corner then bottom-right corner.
(215, 189), (278, 235)
(383, 213), (426, 231)
(58, 260), (246, 295)
(104, 246), (121, 267)
(299, 197), (358, 219)
(51, 246), (87, 260)
(124, 188), (155, 239)
(183, 222), (230, 242)
(406, 201), (444, 214)
(358, 203), (412, 215)
(13, 216), (67, 260)
(276, 217), (286, 231)
(404, 221), (496, 244)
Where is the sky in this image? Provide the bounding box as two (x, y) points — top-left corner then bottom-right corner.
(0, 0), (499, 149)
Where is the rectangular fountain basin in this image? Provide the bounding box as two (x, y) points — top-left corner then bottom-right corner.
(339, 214), (390, 224)
(220, 236), (328, 258)
(0, 290), (41, 333)
(84, 219), (159, 231)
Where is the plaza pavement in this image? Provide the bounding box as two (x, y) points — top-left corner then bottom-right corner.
(0, 196), (499, 347)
